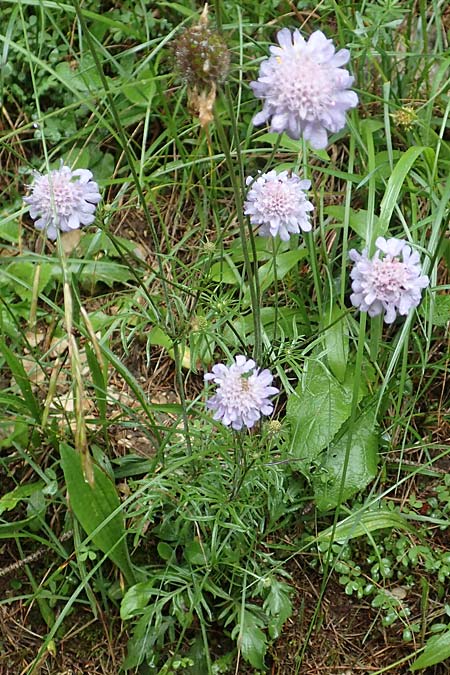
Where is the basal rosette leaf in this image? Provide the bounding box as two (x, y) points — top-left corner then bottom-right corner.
(312, 406), (379, 510)
(60, 442), (135, 585)
(286, 359), (362, 464)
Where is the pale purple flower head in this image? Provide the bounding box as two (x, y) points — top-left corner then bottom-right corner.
(24, 163), (101, 240)
(250, 28), (358, 149)
(204, 355), (279, 430)
(244, 170), (313, 241)
(349, 237), (429, 324)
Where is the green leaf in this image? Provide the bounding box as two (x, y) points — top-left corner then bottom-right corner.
(209, 256), (242, 285)
(0, 338), (42, 424)
(263, 579), (293, 639)
(68, 261), (136, 288)
(77, 231), (142, 259)
(0, 482), (44, 516)
(325, 205), (382, 241)
(317, 508), (415, 543)
(256, 132), (330, 162)
(233, 609), (267, 670)
(2, 261), (53, 299)
(0, 219), (20, 243)
(313, 406), (379, 510)
(0, 514), (39, 537)
(255, 248), (308, 295)
(322, 304), (349, 383)
(410, 629), (450, 670)
(148, 326), (173, 351)
(430, 294), (450, 327)
(121, 580), (155, 619)
(123, 70), (156, 106)
(85, 344), (107, 424)
(60, 442), (135, 585)
(157, 542), (174, 561)
(121, 608), (174, 670)
(54, 61), (90, 93)
(378, 146), (432, 233)
(286, 360), (361, 464)
(184, 540), (208, 565)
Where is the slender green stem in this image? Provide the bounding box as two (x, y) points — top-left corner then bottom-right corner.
(271, 238), (280, 347)
(214, 98), (262, 362)
(72, 0), (192, 453)
(295, 311), (367, 672)
(340, 134), (355, 306)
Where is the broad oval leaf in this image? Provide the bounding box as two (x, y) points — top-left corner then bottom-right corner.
(286, 360), (359, 464)
(313, 406), (379, 510)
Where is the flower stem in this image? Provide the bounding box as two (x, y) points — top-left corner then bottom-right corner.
(214, 97), (262, 362)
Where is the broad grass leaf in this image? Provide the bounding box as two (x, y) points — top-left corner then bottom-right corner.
(313, 406), (379, 510)
(0, 338), (42, 424)
(60, 442), (135, 585)
(410, 629), (450, 670)
(287, 360), (360, 464)
(378, 145), (432, 233)
(317, 508), (415, 543)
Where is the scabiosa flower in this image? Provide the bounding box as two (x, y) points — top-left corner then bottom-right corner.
(24, 163), (101, 240)
(204, 355), (279, 430)
(250, 28), (358, 149)
(244, 169), (313, 241)
(349, 237), (429, 324)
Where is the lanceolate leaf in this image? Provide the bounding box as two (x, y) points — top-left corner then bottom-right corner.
(60, 442), (135, 585)
(378, 145), (431, 233)
(317, 508), (415, 543)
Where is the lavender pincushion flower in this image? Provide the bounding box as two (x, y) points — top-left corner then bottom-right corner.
(204, 355), (279, 430)
(250, 28), (358, 149)
(24, 164), (101, 240)
(244, 170), (313, 241)
(349, 237), (429, 324)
